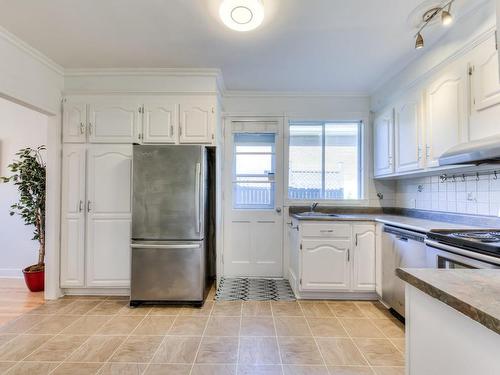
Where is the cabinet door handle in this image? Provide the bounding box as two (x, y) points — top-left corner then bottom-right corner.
(79, 122), (85, 135)
(179, 126), (182, 137)
(87, 200), (91, 212)
(170, 125), (174, 137)
(418, 147), (422, 161)
(355, 234), (358, 246)
(347, 248), (350, 262)
(88, 123), (93, 135)
(426, 145), (431, 158)
(320, 230), (334, 233)
(79, 200), (83, 212)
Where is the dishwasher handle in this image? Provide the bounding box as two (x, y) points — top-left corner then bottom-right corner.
(383, 225), (426, 243)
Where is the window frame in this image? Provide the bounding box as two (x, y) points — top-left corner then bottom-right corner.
(284, 116), (368, 206)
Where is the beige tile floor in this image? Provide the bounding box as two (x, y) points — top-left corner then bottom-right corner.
(0, 287), (405, 375)
(0, 279), (45, 327)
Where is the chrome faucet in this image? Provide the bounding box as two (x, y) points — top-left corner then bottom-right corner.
(310, 202), (319, 212)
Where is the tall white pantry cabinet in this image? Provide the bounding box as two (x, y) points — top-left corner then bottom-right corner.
(60, 95), (217, 290)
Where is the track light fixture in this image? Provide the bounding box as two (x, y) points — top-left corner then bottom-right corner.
(414, 0), (455, 50)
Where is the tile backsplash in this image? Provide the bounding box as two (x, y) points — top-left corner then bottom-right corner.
(396, 172), (500, 217)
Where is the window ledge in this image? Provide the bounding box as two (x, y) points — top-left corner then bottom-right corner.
(284, 199), (370, 207)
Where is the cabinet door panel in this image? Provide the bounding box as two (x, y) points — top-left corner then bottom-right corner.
(395, 95), (422, 173)
(60, 144), (86, 287)
(86, 144), (132, 287)
(300, 240), (350, 291)
(143, 102), (178, 144)
(352, 225), (376, 291)
(179, 103), (214, 144)
(88, 101), (140, 143)
(63, 102), (87, 143)
(469, 35), (500, 140)
(373, 109), (394, 177)
(425, 64), (467, 167)
(472, 38), (500, 111)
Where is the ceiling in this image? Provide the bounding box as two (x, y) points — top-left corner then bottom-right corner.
(0, 0), (479, 93)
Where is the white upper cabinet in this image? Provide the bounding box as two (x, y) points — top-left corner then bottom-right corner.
(63, 101), (87, 143)
(300, 239), (351, 291)
(86, 144), (133, 287)
(179, 101), (215, 144)
(373, 109), (394, 177)
(60, 144), (86, 287)
(88, 100), (141, 144)
(425, 61), (468, 168)
(142, 101), (178, 144)
(352, 225), (376, 291)
(469, 35), (500, 140)
(394, 92), (423, 173)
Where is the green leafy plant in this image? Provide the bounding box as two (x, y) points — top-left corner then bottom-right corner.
(1, 146), (46, 272)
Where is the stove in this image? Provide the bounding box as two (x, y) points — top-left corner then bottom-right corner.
(427, 229), (500, 258)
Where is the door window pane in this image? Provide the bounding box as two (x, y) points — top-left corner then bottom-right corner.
(288, 121), (362, 200)
(233, 133), (276, 209)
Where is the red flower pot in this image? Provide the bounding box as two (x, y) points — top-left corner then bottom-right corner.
(23, 267), (44, 292)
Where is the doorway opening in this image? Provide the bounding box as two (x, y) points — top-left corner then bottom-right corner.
(0, 96), (48, 321)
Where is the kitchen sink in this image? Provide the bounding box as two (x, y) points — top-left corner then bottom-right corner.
(296, 212), (339, 217)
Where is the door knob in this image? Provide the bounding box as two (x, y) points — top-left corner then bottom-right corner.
(276, 208), (282, 213)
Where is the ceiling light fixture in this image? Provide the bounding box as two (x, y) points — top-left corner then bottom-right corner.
(441, 4), (453, 26)
(415, 32), (424, 49)
(414, 0), (455, 50)
(219, 0), (264, 32)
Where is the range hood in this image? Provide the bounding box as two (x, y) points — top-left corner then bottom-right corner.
(439, 135), (500, 166)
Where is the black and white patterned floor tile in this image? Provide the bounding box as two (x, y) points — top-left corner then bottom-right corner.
(215, 278), (296, 301)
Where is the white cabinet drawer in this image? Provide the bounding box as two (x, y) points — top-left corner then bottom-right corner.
(301, 223), (351, 238)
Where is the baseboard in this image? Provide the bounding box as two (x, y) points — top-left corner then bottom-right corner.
(294, 290), (379, 300)
(62, 288), (130, 296)
(0, 268), (23, 278)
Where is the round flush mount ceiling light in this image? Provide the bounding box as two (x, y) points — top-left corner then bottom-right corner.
(219, 0), (264, 32)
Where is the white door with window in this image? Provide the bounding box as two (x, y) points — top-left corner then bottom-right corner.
(223, 119), (284, 277)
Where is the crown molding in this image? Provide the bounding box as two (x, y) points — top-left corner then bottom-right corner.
(0, 25), (64, 76)
(224, 90), (370, 98)
(63, 67), (223, 77)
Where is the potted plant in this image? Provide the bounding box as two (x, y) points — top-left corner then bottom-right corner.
(1, 146), (46, 292)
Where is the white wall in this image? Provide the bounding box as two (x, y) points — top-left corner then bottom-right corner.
(223, 93), (397, 208)
(0, 97), (48, 277)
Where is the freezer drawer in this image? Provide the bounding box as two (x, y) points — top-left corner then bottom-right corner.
(130, 241), (205, 303)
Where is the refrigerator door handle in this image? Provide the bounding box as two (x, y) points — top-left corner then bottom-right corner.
(131, 244), (201, 249)
(195, 162), (201, 234)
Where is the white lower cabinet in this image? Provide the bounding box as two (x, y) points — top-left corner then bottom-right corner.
(301, 240), (350, 291)
(289, 220), (376, 296)
(352, 224), (376, 291)
(60, 144), (133, 289)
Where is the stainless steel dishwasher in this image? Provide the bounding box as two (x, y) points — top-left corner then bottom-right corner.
(381, 225), (428, 318)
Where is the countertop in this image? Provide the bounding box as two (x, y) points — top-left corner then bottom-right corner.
(396, 268), (500, 335)
(291, 213), (480, 233)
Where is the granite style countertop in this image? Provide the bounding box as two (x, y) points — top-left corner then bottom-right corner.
(397, 268), (500, 335)
(290, 213), (480, 233)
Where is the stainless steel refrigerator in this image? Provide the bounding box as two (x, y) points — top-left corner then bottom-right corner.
(130, 145), (215, 307)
